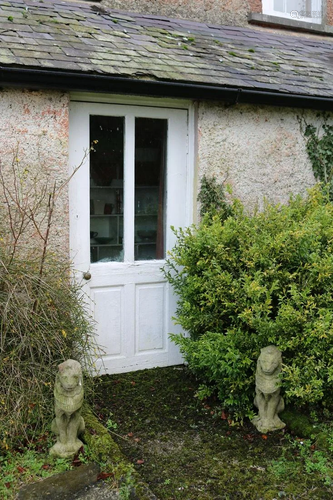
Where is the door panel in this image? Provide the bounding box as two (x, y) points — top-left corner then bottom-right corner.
(93, 287), (124, 357)
(69, 102), (190, 374)
(136, 283), (166, 353)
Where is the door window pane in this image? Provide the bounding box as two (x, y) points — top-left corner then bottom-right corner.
(90, 116), (124, 263)
(135, 118), (167, 261)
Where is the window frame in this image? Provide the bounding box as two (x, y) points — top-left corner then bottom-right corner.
(262, 0), (323, 24)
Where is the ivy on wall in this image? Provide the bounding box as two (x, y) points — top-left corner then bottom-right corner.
(299, 115), (333, 200)
(197, 175), (232, 220)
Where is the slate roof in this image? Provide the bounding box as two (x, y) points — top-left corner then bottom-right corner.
(0, 0), (333, 99)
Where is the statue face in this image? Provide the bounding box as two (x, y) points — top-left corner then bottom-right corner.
(60, 371), (80, 391)
(58, 361), (82, 391)
(259, 351), (281, 375)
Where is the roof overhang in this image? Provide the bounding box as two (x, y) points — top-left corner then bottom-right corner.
(1, 66), (333, 111)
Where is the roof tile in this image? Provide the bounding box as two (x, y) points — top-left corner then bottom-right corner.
(0, 0), (333, 98)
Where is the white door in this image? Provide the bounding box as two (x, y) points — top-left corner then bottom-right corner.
(69, 101), (191, 374)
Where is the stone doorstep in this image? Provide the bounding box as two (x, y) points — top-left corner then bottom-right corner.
(17, 407), (157, 500)
(17, 463), (102, 500)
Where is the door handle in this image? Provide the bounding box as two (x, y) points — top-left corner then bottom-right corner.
(83, 271), (91, 280)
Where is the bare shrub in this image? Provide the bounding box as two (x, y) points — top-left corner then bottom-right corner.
(0, 149), (99, 449)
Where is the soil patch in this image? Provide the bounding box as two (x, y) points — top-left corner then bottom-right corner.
(92, 365), (333, 499)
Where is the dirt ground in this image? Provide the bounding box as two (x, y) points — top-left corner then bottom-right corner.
(92, 365), (333, 500)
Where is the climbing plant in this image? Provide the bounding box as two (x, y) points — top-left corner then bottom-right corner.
(197, 175), (232, 220)
(300, 115), (333, 200)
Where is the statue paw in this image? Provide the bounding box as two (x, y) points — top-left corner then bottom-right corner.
(251, 415), (286, 433)
(49, 439), (83, 459)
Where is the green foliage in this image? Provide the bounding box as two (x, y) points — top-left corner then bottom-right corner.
(301, 116), (333, 200)
(119, 469), (135, 500)
(197, 175), (232, 220)
(269, 434), (333, 487)
(164, 186), (333, 419)
(0, 444), (72, 499)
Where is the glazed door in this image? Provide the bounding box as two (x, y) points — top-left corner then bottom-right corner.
(69, 102), (190, 373)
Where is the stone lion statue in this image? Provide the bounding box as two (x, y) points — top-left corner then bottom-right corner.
(251, 345), (285, 433)
(49, 359), (85, 458)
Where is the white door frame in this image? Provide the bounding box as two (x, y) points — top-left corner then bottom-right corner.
(69, 94), (196, 374)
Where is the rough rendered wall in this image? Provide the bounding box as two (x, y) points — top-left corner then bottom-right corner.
(198, 102), (317, 211)
(102, 0), (252, 26)
(0, 89), (70, 256)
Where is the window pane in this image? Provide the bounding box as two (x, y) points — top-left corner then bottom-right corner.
(135, 118), (167, 261)
(90, 116), (124, 263)
(273, 0), (284, 12)
(286, 0), (306, 11)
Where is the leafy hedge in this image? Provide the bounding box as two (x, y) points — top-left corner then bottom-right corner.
(164, 186), (333, 419)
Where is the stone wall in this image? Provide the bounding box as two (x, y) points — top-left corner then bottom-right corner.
(0, 89), (322, 254)
(102, 0), (333, 28)
(0, 89), (70, 256)
(197, 101), (317, 211)
(102, 0), (257, 26)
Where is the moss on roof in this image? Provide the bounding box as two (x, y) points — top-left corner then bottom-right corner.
(0, 0), (333, 97)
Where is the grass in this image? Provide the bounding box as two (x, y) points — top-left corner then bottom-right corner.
(0, 407), (146, 499)
(93, 365), (333, 499)
(0, 433), (74, 499)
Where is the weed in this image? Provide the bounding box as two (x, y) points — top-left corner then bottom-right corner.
(119, 468), (135, 500)
(106, 413), (118, 431)
(0, 446), (72, 498)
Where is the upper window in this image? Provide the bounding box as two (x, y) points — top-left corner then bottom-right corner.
(263, 0), (322, 24)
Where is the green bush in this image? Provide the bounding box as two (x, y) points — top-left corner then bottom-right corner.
(164, 186), (333, 420)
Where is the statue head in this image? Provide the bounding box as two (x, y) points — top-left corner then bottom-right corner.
(258, 345), (282, 375)
(57, 359), (83, 392)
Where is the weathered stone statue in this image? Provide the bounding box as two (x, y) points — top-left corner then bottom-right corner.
(251, 345), (285, 433)
(50, 359), (85, 458)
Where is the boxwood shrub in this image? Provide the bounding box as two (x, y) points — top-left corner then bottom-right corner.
(164, 186), (333, 420)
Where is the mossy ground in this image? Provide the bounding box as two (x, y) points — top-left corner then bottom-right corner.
(92, 365), (333, 500)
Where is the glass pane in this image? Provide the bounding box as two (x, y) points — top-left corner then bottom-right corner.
(90, 116), (124, 263)
(273, 0), (284, 12)
(285, 0), (306, 12)
(135, 118), (167, 261)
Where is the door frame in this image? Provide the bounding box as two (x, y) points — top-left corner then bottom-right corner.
(69, 92), (197, 254)
(68, 93), (197, 373)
